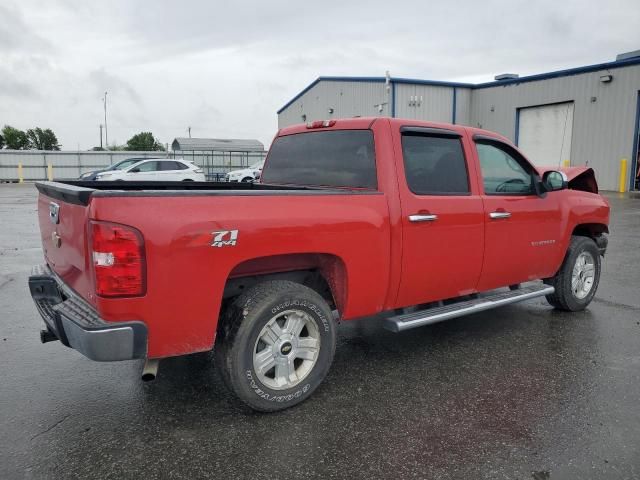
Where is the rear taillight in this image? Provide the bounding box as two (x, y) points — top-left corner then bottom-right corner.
(195, 168), (204, 173)
(90, 221), (146, 297)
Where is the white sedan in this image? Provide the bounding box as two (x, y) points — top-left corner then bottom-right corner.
(226, 160), (264, 182)
(95, 159), (206, 182)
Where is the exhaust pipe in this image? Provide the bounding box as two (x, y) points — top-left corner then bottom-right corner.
(141, 358), (160, 382)
(40, 329), (59, 344)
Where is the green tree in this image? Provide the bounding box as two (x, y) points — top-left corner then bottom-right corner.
(26, 127), (61, 150)
(125, 132), (165, 151)
(1, 125), (29, 150)
(0, 132), (4, 149)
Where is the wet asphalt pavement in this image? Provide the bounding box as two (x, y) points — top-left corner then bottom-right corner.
(1, 183), (639, 479)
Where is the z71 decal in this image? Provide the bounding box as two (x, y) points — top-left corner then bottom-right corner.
(211, 230), (238, 248)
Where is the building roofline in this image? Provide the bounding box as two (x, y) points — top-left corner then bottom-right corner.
(277, 56), (640, 114)
(276, 76), (474, 114)
(473, 55), (640, 88)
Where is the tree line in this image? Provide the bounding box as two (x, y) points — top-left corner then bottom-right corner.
(0, 126), (165, 152)
(0, 126), (60, 150)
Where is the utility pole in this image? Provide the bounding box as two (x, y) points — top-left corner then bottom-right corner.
(99, 124), (103, 149)
(103, 91), (108, 148)
(188, 126), (191, 138)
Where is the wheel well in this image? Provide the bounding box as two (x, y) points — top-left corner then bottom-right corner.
(572, 223), (609, 239)
(221, 253), (347, 314)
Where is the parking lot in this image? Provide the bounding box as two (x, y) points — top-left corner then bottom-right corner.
(0, 183), (639, 479)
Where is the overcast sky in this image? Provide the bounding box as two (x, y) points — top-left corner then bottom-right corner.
(1, 0), (638, 150)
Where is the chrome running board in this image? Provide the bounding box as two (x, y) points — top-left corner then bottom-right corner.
(384, 284), (555, 333)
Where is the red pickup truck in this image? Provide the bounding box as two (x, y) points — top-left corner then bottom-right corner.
(29, 117), (609, 411)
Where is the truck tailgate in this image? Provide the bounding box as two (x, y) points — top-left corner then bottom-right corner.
(36, 183), (94, 303)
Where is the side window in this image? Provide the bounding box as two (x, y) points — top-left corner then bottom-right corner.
(162, 161), (187, 170)
(476, 142), (535, 195)
(401, 134), (470, 195)
(160, 161), (178, 171)
(135, 161), (160, 172)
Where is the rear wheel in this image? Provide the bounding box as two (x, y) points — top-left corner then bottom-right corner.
(182, 178), (194, 182)
(215, 280), (337, 411)
(544, 236), (601, 311)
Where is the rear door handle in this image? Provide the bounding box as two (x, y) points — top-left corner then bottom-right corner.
(489, 211), (511, 219)
(408, 214), (438, 222)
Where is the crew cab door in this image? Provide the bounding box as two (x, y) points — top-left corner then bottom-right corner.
(472, 137), (562, 291)
(395, 127), (485, 307)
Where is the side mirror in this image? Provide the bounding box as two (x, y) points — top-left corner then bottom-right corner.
(130, 167), (140, 173)
(542, 170), (568, 192)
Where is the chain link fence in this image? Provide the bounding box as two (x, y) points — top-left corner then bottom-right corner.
(0, 149), (267, 182)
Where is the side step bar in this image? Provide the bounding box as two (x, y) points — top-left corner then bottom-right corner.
(384, 284), (555, 333)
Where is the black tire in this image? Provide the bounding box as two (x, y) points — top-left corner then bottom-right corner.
(544, 235), (601, 311)
(182, 178), (194, 182)
(241, 177), (253, 183)
(215, 280), (337, 412)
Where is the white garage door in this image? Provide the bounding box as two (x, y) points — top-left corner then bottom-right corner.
(518, 102), (574, 167)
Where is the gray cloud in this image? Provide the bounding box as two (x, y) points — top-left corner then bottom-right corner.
(0, 0), (638, 149)
(0, 66), (39, 99)
(0, 4), (51, 54)
(88, 69), (142, 105)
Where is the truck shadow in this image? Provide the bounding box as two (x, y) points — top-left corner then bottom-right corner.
(29, 303), (605, 478)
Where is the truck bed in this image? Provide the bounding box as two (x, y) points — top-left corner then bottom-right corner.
(35, 180), (354, 206)
(33, 179), (389, 357)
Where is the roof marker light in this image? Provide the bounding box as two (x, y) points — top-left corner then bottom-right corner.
(306, 120), (336, 129)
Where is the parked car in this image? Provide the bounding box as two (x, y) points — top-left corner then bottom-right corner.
(79, 157), (151, 181)
(29, 117), (609, 412)
(94, 158), (205, 182)
(225, 160), (264, 182)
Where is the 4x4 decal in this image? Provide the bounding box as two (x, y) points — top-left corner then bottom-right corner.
(211, 230), (238, 248)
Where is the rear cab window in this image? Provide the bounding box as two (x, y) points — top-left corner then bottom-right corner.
(261, 130), (377, 189)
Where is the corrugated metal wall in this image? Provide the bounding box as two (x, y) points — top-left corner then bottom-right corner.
(277, 81), (391, 127)
(278, 80), (462, 127)
(278, 64), (640, 191)
(0, 150), (267, 182)
(394, 83), (454, 121)
(471, 67), (640, 191)
(454, 88), (473, 126)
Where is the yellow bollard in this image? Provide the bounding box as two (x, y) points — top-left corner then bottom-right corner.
(47, 163), (53, 181)
(618, 158), (627, 193)
(18, 162), (24, 183)
(563, 159), (570, 168)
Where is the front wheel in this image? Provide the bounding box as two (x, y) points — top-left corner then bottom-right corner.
(544, 236), (601, 311)
(215, 280), (337, 411)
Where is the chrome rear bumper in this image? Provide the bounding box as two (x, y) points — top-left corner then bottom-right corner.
(28, 265), (147, 361)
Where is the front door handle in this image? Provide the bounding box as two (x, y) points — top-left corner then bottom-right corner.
(489, 211), (511, 219)
(408, 214), (438, 223)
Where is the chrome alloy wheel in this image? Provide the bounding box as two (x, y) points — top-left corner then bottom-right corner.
(253, 309), (321, 390)
(572, 251), (596, 299)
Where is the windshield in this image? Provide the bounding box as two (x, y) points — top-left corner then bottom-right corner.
(250, 160), (264, 169)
